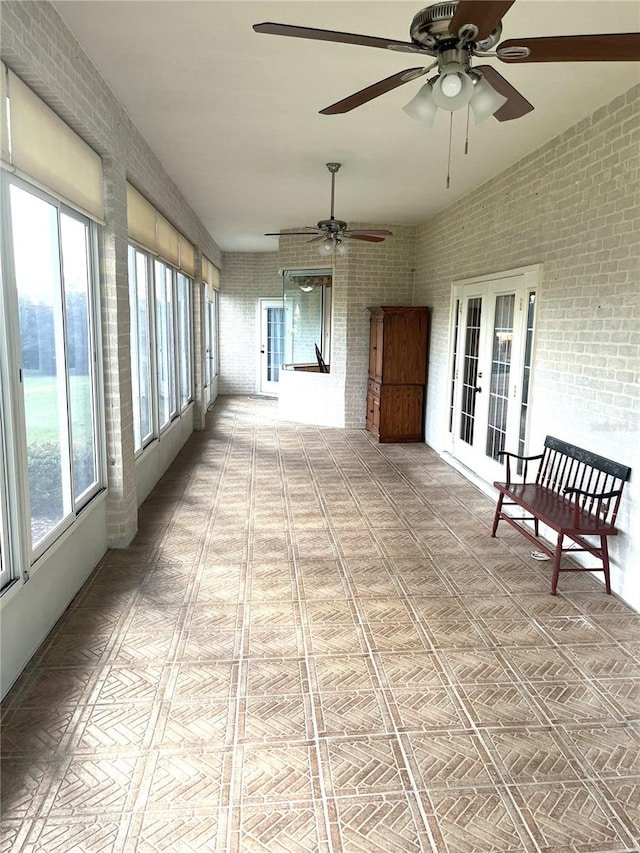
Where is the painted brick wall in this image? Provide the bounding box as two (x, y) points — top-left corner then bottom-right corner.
(414, 84), (640, 607)
(218, 253), (281, 395)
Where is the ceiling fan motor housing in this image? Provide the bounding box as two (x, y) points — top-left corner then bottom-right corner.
(317, 218), (348, 234)
(410, 2), (503, 52)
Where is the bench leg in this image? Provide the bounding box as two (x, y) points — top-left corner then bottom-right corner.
(601, 536), (612, 595)
(551, 532), (564, 595)
(491, 494), (504, 537)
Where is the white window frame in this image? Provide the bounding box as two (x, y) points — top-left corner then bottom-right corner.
(0, 172), (105, 577)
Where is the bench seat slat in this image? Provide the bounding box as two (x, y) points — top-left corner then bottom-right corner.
(494, 482), (619, 536)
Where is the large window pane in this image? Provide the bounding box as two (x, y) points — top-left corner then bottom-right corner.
(155, 261), (176, 428)
(128, 246), (153, 451)
(8, 181), (102, 555)
(61, 211), (98, 500)
(177, 273), (192, 410)
(11, 185), (72, 546)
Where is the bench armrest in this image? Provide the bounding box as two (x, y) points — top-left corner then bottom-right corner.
(497, 451), (544, 485)
(564, 486), (623, 528)
(564, 486), (622, 500)
(497, 451), (544, 462)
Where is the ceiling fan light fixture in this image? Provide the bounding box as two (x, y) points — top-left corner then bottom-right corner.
(402, 80), (438, 128)
(336, 239), (349, 256)
(432, 62), (474, 111)
(318, 238), (334, 256)
(470, 74), (508, 124)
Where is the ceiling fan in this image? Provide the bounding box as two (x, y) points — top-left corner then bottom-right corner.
(265, 163), (392, 255)
(254, 1), (640, 126)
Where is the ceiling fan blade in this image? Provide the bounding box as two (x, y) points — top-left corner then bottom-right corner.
(345, 229), (393, 237)
(347, 234), (386, 243)
(449, 1), (515, 41)
(320, 67), (431, 115)
(497, 33), (640, 63)
(306, 235), (328, 243)
(475, 65), (534, 121)
(265, 230), (320, 236)
(253, 22), (424, 54)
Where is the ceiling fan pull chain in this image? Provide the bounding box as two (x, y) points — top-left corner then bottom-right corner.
(446, 111), (453, 189)
(464, 103), (470, 155)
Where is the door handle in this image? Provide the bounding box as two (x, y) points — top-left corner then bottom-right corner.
(474, 386), (482, 393)
(260, 348), (265, 354)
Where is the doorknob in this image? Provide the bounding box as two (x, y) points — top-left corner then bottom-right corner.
(474, 386), (482, 393)
(260, 348), (265, 354)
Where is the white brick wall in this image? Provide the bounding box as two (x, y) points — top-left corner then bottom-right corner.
(414, 84), (640, 608)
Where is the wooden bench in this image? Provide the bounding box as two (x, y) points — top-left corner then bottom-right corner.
(491, 436), (631, 594)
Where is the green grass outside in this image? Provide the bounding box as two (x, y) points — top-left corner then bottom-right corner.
(23, 374), (94, 446)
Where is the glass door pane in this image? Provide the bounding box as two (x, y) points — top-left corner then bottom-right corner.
(266, 307), (284, 382)
(486, 294), (515, 462)
(459, 297), (482, 445)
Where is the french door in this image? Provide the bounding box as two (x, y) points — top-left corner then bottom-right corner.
(259, 299), (284, 396)
(448, 267), (539, 483)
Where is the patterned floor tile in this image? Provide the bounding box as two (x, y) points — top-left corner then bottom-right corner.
(307, 624), (365, 655)
(153, 701), (231, 747)
(483, 727), (583, 783)
(333, 793), (432, 852)
(0, 756), (57, 819)
(46, 754), (143, 816)
(228, 803), (329, 853)
(456, 683), (546, 728)
(426, 786), (535, 852)
(74, 703), (155, 752)
(325, 735), (409, 797)
(389, 687), (467, 731)
(236, 742), (316, 803)
(529, 679), (622, 724)
(311, 655), (376, 693)
(23, 816), (123, 852)
(143, 749), (226, 809)
(594, 678), (640, 719)
(511, 781), (633, 852)
(598, 777), (640, 842)
(564, 724), (640, 777)
(405, 731), (500, 790)
(376, 652), (446, 689)
(240, 693), (312, 741)
(0, 707), (78, 755)
(172, 662), (238, 701)
(317, 690), (388, 736)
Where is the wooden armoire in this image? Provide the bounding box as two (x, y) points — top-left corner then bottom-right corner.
(366, 306), (429, 443)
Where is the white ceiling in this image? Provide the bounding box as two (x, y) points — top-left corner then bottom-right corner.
(54, 1), (640, 252)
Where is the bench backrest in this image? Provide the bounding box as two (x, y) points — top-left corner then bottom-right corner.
(537, 436), (631, 525)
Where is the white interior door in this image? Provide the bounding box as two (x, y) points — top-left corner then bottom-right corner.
(259, 299), (284, 396)
(449, 267), (539, 482)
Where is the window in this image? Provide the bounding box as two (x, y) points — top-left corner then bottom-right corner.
(128, 246), (154, 452)
(6, 179), (102, 558)
(177, 272), (193, 410)
(204, 286), (219, 391)
(282, 269), (332, 370)
(155, 260), (177, 428)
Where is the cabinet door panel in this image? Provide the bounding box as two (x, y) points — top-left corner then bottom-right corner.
(379, 386), (424, 442)
(383, 313), (428, 384)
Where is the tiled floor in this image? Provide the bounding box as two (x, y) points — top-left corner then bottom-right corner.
(2, 395), (639, 852)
